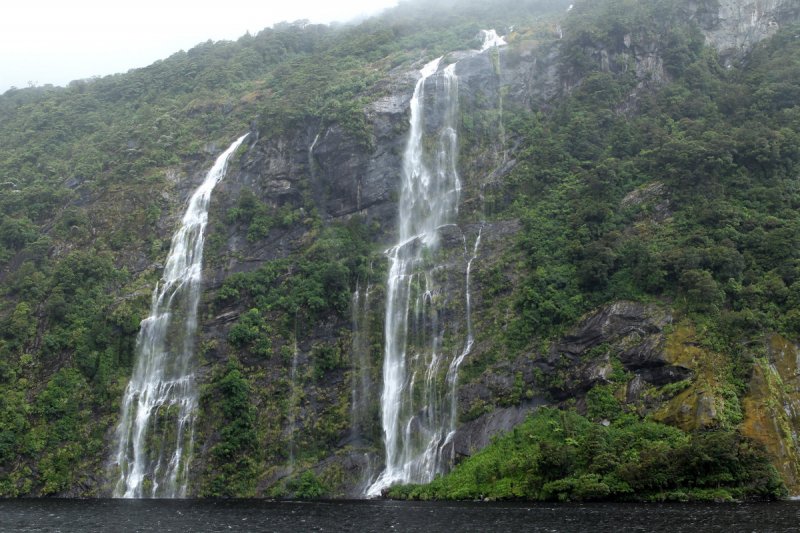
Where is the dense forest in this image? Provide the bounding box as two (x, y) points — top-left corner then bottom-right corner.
(1, 0), (800, 501)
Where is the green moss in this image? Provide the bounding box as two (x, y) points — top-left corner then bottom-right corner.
(741, 338), (800, 494)
(198, 360), (262, 497)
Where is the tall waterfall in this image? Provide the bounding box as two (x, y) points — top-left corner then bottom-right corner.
(111, 133), (249, 498)
(366, 56), (463, 496)
(367, 31), (503, 497)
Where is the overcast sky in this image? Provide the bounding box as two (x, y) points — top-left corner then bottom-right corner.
(1, 0), (400, 93)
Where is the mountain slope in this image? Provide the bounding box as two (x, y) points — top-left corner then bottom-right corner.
(0, 0), (799, 499)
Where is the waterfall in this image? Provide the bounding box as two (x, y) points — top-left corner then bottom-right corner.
(287, 331), (300, 473)
(479, 29), (507, 51)
(367, 31), (503, 497)
(351, 281), (373, 441)
(446, 227), (482, 431)
(366, 56), (462, 496)
(111, 133), (249, 498)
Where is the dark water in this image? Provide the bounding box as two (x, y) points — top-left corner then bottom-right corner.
(2, 499), (800, 532)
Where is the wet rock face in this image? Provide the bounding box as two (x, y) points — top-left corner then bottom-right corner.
(742, 335), (800, 494)
(465, 302), (683, 407)
(455, 49), (506, 109)
(554, 301), (671, 358)
(216, 90), (412, 233)
(448, 402), (547, 461)
(501, 42), (562, 107)
(310, 70), (417, 228)
(542, 301), (690, 399)
(697, 0), (800, 65)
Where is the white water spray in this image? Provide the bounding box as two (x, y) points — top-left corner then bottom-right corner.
(288, 331), (300, 473)
(366, 54), (466, 496)
(111, 133), (249, 498)
(479, 29), (507, 51)
(367, 31), (500, 498)
(351, 281), (374, 440)
(446, 227), (482, 426)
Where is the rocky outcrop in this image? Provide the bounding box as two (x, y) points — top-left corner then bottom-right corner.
(696, 0), (800, 65)
(742, 335), (800, 494)
(451, 301), (689, 463)
(541, 301), (688, 399)
(501, 41), (562, 108)
(449, 401), (547, 461)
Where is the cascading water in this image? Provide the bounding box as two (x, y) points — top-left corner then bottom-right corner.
(479, 29), (507, 51)
(445, 228), (482, 431)
(366, 57), (462, 496)
(287, 332), (300, 473)
(111, 133), (249, 498)
(367, 31), (503, 497)
(351, 280), (373, 441)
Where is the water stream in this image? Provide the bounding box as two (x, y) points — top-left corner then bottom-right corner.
(367, 31), (504, 497)
(111, 133), (249, 498)
(287, 330), (300, 473)
(350, 281), (373, 442)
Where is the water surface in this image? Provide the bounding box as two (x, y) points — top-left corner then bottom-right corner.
(2, 499), (800, 532)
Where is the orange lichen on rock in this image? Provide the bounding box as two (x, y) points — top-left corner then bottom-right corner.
(741, 335), (800, 495)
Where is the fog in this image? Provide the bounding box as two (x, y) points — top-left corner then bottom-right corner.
(1, 0), (400, 92)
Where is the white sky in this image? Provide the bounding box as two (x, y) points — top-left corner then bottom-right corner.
(1, 0), (400, 93)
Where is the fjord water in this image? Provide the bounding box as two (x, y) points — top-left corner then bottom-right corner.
(111, 134), (249, 498)
(368, 31), (504, 496)
(3, 499), (800, 532)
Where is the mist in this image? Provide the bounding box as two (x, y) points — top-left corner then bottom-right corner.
(0, 0), (400, 92)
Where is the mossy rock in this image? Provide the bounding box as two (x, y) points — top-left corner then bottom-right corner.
(741, 335), (800, 494)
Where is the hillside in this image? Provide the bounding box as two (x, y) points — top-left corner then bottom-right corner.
(1, 0), (800, 500)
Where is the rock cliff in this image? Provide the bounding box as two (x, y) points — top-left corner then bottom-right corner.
(699, 0), (800, 65)
(189, 1), (800, 495)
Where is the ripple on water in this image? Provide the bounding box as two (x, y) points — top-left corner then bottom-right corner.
(2, 499), (800, 533)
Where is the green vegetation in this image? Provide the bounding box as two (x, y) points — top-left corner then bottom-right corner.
(0, 247), (139, 495)
(199, 360), (261, 497)
(389, 408), (785, 502)
(482, 1), (800, 359)
(216, 218), (374, 335)
(226, 190), (301, 242)
(286, 470), (328, 499)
